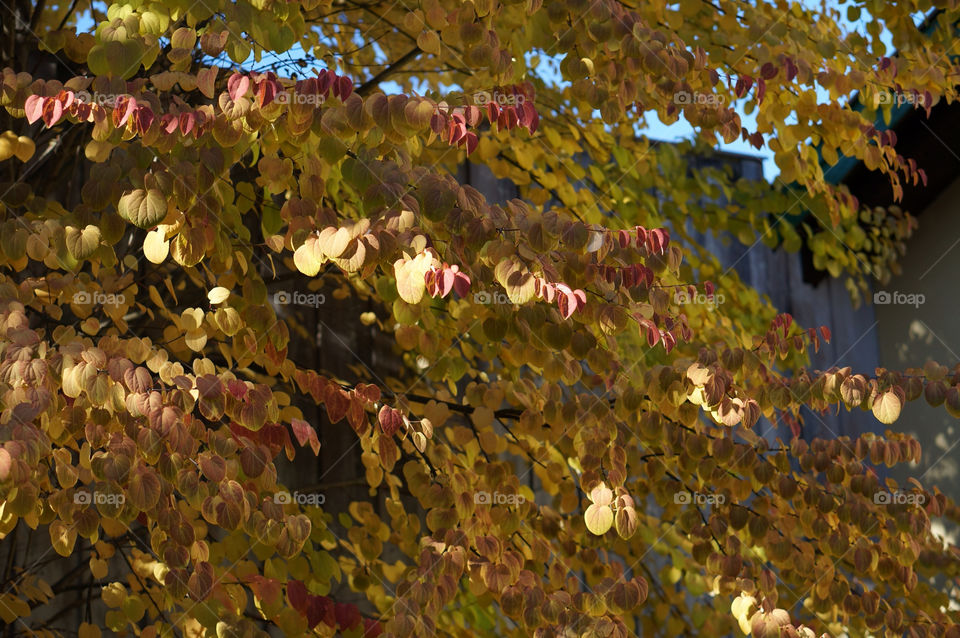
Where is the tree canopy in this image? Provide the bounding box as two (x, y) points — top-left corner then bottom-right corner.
(2, 0), (960, 636)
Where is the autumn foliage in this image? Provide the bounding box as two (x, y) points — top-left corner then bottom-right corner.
(2, 0), (960, 637)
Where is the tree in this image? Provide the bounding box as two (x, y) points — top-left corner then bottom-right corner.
(1, 0), (959, 636)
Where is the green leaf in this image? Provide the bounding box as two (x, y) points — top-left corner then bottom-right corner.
(118, 189), (167, 229)
(65, 225), (102, 260)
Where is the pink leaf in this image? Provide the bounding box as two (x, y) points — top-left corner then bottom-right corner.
(573, 289), (586, 311)
(557, 286), (577, 320)
(227, 73), (250, 101)
(464, 105), (482, 127)
(440, 267), (456, 298)
(112, 95), (136, 128)
(179, 111), (195, 136)
(24, 94), (44, 124)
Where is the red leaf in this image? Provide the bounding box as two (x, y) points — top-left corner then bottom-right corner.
(112, 95), (137, 128)
(424, 267), (440, 297)
(257, 80), (278, 108)
(430, 111), (446, 135)
(662, 331), (677, 353)
(290, 419), (320, 455)
(505, 106), (519, 129)
(486, 101), (500, 124)
(335, 602), (362, 630)
(354, 383), (381, 404)
(324, 385), (350, 424)
(540, 281), (556, 303)
(760, 62), (778, 80)
(24, 94), (44, 124)
(335, 75), (353, 100)
(346, 395), (368, 435)
(57, 90), (74, 110)
(447, 121), (460, 145)
(647, 228), (669, 254)
(227, 379), (248, 400)
(247, 575), (282, 606)
(74, 101), (92, 122)
(527, 108), (539, 134)
(464, 131), (478, 155)
(637, 318), (660, 347)
(42, 98), (63, 128)
(309, 596), (336, 628)
(316, 70), (332, 97)
(453, 271), (471, 298)
(287, 580), (309, 612)
(635, 226), (647, 245)
(364, 618), (384, 637)
(227, 73), (250, 101)
(785, 58), (797, 82)
(378, 405), (403, 436)
(819, 325), (832, 343)
(134, 106), (155, 134)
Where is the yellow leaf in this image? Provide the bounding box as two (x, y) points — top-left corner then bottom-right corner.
(584, 503), (613, 535)
(207, 287), (231, 304)
(79, 622), (102, 638)
(49, 520), (77, 557)
(143, 229), (169, 264)
(90, 557), (108, 579)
